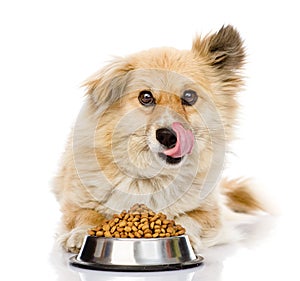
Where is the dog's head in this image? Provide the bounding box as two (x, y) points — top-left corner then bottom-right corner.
(76, 26), (245, 209)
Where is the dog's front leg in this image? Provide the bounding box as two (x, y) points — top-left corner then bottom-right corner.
(57, 205), (105, 253)
(175, 206), (224, 253)
(174, 214), (203, 253)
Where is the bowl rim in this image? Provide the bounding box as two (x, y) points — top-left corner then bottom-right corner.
(84, 234), (188, 241)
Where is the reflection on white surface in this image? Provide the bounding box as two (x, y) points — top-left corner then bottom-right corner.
(74, 266), (200, 281)
(50, 215), (277, 281)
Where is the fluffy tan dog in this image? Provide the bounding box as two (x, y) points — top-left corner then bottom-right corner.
(54, 25), (264, 253)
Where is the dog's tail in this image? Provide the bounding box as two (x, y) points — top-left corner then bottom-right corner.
(221, 178), (270, 214)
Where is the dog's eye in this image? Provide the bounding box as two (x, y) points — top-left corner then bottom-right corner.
(181, 90), (198, 106)
(138, 91), (156, 106)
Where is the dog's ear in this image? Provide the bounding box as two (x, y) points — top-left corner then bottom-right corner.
(192, 25), (245, 71)
(83, 58), (134, 108)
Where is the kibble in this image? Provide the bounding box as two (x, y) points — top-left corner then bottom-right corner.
(88, 204), (186, 239)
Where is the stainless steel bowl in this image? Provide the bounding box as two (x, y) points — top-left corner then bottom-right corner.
(70, 235), (203, 271)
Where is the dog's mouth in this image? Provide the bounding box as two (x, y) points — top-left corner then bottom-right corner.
(155, 122), (194, 165)
(158, 153), (183, 165)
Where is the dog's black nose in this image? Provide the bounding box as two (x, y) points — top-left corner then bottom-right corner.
(156, 128), (177, 148)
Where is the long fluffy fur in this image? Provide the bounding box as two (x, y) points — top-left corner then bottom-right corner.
(53, 25), (264, 253)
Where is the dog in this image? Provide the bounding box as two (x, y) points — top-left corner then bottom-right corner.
(53, 25), (265, 253)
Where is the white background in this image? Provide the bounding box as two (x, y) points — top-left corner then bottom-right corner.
(0, 1), (299, 280)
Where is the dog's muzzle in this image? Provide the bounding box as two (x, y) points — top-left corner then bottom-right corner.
(156, 122), (194, 164)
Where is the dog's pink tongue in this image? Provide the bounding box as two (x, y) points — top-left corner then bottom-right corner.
(163, 122), (194, 158)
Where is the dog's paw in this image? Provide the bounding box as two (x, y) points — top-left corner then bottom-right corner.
(57, 226), (90, 253)
(175, 215), (203, 254)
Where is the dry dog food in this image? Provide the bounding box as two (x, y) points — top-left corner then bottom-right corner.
(88, 204), (186, 238)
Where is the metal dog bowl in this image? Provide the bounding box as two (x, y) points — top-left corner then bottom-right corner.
(70, 235), (204, 272)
